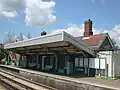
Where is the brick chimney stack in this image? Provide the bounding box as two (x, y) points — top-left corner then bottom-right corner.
(84, 19), (93, 37)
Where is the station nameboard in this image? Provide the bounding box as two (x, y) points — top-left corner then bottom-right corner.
(66, 48), (76, 54)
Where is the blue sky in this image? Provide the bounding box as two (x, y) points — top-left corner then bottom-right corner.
(56, 0), (120, 29)
(0, 0), (120, 43)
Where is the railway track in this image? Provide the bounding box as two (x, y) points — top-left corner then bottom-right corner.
(0, 68), (57, 90)
(0, 76), (24, 90)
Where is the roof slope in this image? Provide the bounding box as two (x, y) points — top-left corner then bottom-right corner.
(82, 33), (105, 47)
(79, 33), (114, 50)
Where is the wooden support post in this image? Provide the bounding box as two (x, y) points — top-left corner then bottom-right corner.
(105, 58), (107, 79)
(42, 56), (45, 70)
(53, 53), (58, 71)
(66, 54), (75, 75)
(36, 54), (39, 69)
(99, 58), (101, 76)
(26, 55), (28, 68)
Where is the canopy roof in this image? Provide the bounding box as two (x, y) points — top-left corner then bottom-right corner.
(4, 31), (95, 56)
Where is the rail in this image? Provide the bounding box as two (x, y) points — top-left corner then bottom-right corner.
(0, 68), (57, 90)
(0, 78), (20, 90)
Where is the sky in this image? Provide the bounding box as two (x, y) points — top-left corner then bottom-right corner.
(0, 0), (120, 45)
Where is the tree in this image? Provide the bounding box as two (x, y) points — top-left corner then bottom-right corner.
(0, 48), (6, 64)
(111, 38), (116, 45)
(27, 33), (32, 39)
(111, 38), (120, 50)
(19, 32), (24, 41)
(0, 50), (5, 60)
(4, 31), (16, 44)
(4, 31), (30, 44)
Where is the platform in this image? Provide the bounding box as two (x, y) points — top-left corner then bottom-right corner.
(0, 65), (120, 90)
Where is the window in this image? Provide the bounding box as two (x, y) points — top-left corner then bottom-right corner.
(75, 58), (84, 67)
(65, 55), (69, 68)
(79, 58), (83, 67)
(84, 58), (88, 67)
(75, 58), (79, 67)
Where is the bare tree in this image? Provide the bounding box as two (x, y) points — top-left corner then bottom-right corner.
(0, 50), (5, 61)
(111, 38), (120, 50)
(27, 33), (32, 39)
(4, 31), (16, 44)
(19, 32), (24, 41)
(111, 38), (116, 45)
(4, 31), (30, 44)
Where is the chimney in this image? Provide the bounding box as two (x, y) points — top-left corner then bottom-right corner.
(84, 19), (93, 37)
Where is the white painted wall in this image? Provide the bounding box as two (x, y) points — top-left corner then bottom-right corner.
(98, 51), (113, 77)
(88, 51), (113, 77)
(75, 57), (106, 69)
(113, 52), (120, 77)
(75, 51), (120, 78)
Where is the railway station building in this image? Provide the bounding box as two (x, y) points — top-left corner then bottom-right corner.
(4, 19), (120, 78)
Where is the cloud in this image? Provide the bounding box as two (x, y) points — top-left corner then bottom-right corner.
(25, 0), (56, 28)
(0, 0), (25, 18)
(52, 24), (100, 37)
(102, 24), (120, 45)
(52, 24), (120, 46)
(0, 0), (56, 28)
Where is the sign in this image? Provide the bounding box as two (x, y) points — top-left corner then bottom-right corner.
(66, 48), (76, 54)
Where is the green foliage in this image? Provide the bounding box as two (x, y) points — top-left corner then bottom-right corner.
(111, 38), (120, 50)
(0, 49), (5, 60)
(111, 38), (116, 45)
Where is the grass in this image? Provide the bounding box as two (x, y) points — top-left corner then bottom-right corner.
(95, 75), (118, 80)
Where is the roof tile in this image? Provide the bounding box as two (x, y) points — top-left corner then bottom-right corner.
(82, 33), (105, 47)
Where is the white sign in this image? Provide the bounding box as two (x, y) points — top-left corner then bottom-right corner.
(89, 58), (106, 69)
(95, 58), (99, 69)
(100, 58), (106, 69)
